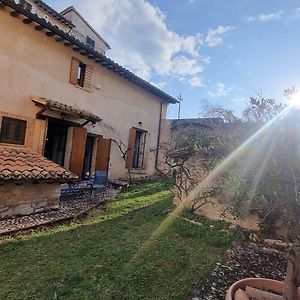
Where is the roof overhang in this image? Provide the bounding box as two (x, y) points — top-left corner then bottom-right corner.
(0, 146), (78, 183)
(33, 0), (74, 28)
(32, 97), (102, 125)
(0, 0), (178, 104)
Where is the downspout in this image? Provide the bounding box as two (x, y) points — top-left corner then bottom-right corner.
(155, 102), (163, 171)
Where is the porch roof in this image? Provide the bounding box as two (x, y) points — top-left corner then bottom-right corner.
(32, 97), (102, 124)
(0, 146), (78, 183)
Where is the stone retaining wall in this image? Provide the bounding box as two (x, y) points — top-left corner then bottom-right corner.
(0, 182), (61, 219)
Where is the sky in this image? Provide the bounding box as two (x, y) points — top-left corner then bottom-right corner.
(47, 0), (300, 119)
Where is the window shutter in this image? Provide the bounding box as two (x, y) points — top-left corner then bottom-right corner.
(95, 137), (111, 172)
(141, 134), (148, 170)
(126, 128), (136, 169)
(70, 58), (79, 85)
(84, 64), (93, 91)
(69, 127), (87, 178)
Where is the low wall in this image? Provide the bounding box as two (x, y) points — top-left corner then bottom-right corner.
(0, 182), (61, 219)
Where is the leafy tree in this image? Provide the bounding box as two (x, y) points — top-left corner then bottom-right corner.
(219, 109), (300, 299)
(165, 91), (299, 298)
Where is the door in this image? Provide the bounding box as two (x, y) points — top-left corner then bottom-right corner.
(44, 121), (68, 166)
(69, 127), (87, 178)
(95, 137), (111, 173)
(82, 135), (94, 179)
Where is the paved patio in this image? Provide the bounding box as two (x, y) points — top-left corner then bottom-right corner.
(0, 187), (118, 236)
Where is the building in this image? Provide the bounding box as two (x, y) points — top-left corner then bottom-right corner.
(0, 0), (177, 218)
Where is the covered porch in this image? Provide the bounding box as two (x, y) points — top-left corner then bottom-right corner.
(32, 97), (111, 180)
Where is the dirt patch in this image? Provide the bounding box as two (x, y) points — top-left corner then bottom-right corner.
(190, 242), (287, 300)
(195, 199), (260, 231)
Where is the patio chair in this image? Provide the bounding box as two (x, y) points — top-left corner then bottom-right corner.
(87, 170), (108, 197)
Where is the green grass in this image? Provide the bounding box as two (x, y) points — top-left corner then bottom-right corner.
(0, 178), (243, 300)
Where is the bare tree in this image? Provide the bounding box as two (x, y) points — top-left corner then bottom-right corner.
(243, 92), (285, 123)
(203, 104), (240, 124)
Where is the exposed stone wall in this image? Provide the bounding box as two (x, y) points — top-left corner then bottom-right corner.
(0, 182), (61, 219)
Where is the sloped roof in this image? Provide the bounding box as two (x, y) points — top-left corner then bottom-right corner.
(33, 0), (74, 28)
(60, 6), (110, 49)
(170, 118), (224, 130)
(32, 97), (102, 123)
(1, 0), (178, 104)
(0, 147), (78, 182)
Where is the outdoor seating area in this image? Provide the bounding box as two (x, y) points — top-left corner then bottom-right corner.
(60, 171), (108, 200)
(0, 186), (118, 236)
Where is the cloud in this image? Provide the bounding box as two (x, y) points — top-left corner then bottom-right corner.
(205, 26), (235, 47)
(289, 7), (300, 20)
(62, 0), (208, 86)
(208, 82), (233, 97)
(245, 11), (283, 23)
(189, 77), (204, 87)
(259, 11), (283, 22)
(52, 0), (234, 87)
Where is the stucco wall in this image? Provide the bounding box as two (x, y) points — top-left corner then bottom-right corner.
(0, 182), (60, 219)
(62, 9), (109, 54)
(0, 9), (169, 179)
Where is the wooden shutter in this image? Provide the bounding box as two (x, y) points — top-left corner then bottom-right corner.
(84, 64), (93, 91)
(70, 58), (80, 85)
(69, 127), (87, 177)
(141, 133), (148, 170)
(95, 137), (111, 172)
(126, 128), (136, 169)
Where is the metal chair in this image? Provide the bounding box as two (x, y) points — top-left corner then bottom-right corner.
(87, 171), (108, 197)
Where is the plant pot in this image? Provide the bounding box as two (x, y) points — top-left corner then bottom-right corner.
(225, 278), (300, 300)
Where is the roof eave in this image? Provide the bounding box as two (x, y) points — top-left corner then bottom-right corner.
(1, 0), (178, 104)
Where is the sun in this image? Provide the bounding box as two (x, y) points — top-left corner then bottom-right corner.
(289, 91), (300, 108)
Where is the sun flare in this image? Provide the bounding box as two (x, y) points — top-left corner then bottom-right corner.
(289, 91), (300, 108)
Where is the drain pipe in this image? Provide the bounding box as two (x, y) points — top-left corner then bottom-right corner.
(155, 102), (163, 172)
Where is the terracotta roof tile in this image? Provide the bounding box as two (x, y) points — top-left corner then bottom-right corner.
(0, 147), (78, 182)
(32, 97), (102, 123)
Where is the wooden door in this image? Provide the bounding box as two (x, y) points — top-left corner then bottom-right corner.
(95, 137), (111, 172)
(126, 128), (136, 169)
(69, 127), (87, 177)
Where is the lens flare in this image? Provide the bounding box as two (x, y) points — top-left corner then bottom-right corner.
(128, 107), (291, 264)
(289, 91), (300, 108)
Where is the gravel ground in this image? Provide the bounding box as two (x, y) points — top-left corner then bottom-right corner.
(190, 242), (287, 300)
(0, 188), (118, 236)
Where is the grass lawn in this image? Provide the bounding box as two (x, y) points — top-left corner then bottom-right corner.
(0, 178), (244, 300)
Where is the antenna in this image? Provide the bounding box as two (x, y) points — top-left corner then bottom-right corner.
(177, 94), (183, 119)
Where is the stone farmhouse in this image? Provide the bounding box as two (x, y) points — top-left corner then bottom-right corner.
(0, 0), (177, 218)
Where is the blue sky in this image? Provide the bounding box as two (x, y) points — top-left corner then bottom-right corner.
(48, 0), (300, 118)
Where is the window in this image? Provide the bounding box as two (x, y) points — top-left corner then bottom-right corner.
(132, 130), (146, 168)
(70, 58), (93, 91)
(77, 62), (86, 87)
(19, 0), (32, 11)
(86, 36), (95, 49)
(126, 128), (147, 169)
(0, 117), (27, 145)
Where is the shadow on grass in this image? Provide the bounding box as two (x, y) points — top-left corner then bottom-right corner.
(0, 178), (241, 300)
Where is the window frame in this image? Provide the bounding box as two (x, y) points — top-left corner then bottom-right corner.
(77, 62), (86, 87)
(70, 57), (93, 92)
(132, 129), (147, 169)
(0, 117), (27, 145)
(86, 36), (95, 49)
